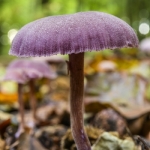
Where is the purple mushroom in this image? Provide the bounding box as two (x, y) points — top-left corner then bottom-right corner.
(9, 11), (138, 150)
(3, 59), (57, 135)
(31, 55), (66, 75)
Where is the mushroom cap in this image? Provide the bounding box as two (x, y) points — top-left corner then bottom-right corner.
(139, 38), (150, 52)
(3, 59), (57, 83)
(9, 11), (138, 57)
(3, 69), (29, 84)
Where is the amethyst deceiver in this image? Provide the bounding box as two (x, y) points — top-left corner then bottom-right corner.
(4, 59), (57, 131)
(9, 11), (138, 150)
(7, 59), (57, 79)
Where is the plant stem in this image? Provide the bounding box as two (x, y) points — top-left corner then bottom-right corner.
(18, 83), (25, 128)
(69, 53), (91, 150)
(29, 79), (37, 121)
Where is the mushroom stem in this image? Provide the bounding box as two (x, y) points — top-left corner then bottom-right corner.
(29, 79), (37, 122)
(69, 53), (91, 150)
(18, 83), (25, 128)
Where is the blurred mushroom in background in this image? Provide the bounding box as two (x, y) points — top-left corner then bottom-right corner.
(3, 59), (57, 137)
(31, 55), (67, 75)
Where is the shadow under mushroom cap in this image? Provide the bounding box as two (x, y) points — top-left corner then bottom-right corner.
(10, 11), (138, 57)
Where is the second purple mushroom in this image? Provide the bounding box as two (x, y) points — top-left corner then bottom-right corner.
(4, 59), (57, 136)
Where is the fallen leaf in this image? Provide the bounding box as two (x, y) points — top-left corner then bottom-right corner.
(92, 132), (138, 150)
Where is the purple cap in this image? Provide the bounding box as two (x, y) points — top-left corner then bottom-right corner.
(3, 69), (28, 84)
(3, 59), (57, 83)
(9, 11), (138, 57)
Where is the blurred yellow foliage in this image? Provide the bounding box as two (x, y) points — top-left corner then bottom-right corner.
(0, 92), (17, 104)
